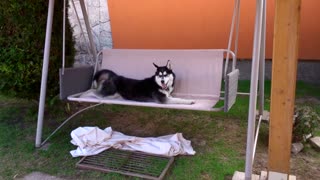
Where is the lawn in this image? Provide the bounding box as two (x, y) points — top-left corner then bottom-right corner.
(0, 81), (319, 179)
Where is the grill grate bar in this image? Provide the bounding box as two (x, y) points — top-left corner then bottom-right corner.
(80, 158), (167, 174)
(76, 148), (174, 180)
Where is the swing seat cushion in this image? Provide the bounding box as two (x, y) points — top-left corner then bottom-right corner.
(68, 49), (224, 111)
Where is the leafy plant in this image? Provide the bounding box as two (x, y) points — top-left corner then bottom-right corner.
(293, 105), (320, 142)
(0, 0), (74, 99)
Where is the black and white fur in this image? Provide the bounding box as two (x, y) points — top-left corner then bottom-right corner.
(93, 61), (195, 104)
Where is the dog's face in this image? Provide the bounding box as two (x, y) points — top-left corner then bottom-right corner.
(153, 60), (175, 90)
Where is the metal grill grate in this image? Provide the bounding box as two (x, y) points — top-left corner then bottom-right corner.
(76, 148), (174, 180)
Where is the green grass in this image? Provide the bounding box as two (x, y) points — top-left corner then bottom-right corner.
(0, 80), (319, 179)
(169, 140), (245, 180)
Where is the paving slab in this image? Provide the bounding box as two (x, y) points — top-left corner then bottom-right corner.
(310, 136), (320, 151)
(18, 172), (64, 180)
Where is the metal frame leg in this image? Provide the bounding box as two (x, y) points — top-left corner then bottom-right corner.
(258, 0), (267, 116)
(245, 0), (266, 179)
(36, 0), (55, 148)
(36, 0), (99, 148)
(39, 103), (102, 147)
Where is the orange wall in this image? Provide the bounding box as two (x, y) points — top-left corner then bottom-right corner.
(108, 0), (320, 60)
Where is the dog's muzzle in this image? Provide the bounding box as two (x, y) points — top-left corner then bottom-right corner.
(161, 82), (169, 90)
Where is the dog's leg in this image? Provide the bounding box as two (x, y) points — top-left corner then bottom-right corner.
(165, 97), (195, 105)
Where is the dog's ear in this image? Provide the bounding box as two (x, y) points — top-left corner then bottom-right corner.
(166, 60), (172, 70)
(153, 63), (159, 69)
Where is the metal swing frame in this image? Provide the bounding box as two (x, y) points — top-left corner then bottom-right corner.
(35, 0), (267, 179)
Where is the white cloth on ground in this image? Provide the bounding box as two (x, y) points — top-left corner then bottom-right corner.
(70, 126), (196, 157)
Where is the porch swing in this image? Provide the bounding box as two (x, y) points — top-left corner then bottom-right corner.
(59, 0), (241, 112)
(36, 0), (243, 147)
(37, 0), (268, 179)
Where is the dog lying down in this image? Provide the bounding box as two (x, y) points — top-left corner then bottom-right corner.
(86, 60), (195, 105)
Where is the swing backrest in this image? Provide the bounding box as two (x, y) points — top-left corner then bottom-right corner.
(101, 49), (224, 99)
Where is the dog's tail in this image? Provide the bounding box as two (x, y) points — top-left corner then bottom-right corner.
(93, 69), (118, 96)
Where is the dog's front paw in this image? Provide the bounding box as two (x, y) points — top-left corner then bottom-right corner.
(189, 100), (196, 105)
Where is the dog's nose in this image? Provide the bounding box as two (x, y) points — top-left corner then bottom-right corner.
(161, 80), (165, 84)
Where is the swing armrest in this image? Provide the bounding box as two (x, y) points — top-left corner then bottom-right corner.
(59, 66), (94, 100)
(224, 69), (239, 112)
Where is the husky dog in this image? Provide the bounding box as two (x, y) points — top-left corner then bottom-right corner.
(93, 61), (195, 105)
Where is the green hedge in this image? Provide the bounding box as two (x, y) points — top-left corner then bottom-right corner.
(0, 0), (74, 99)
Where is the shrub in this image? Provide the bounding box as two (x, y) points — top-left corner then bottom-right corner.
(0, 0), (74, 99)
(293, 105), (320, 142)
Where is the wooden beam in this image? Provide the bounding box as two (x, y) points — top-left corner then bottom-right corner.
(268, 0), (301, 176)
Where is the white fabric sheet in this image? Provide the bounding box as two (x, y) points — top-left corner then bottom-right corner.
(70, 126), (196, 157)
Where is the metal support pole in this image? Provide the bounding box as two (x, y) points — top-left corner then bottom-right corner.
(35, 0), (55, 147)
(233, 0), (241, 70)
(245, 0), (265, 179)
(79, 0), (97, 61)
(225, 0), (240, 78)
(62, 0), (66, 74)
(252, 115), (263, 163)
(258, 0), (266, 116)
